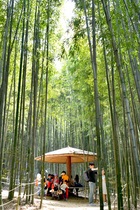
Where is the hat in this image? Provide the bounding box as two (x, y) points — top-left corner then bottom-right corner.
(89, 162), (95, 166)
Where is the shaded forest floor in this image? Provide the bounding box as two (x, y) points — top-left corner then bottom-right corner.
(3, 195), (110, 210)
(3, 195), (139, 210)
(2, 188), (111, 210)
(2, 187), (139, 209)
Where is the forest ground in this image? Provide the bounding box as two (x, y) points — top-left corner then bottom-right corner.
(3, 195), (110, 210)
(2, 186), (112, 210)
(2, 186), (139, 210)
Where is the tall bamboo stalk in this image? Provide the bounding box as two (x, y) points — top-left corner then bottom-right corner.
(82, 0), (103, 208)
(30, 0), (40, 204)
(102, 0), (140, 189)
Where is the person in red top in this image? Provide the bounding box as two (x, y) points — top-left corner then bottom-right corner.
(53, 174), (59, 185)
(51, 174), (59, 190)
(45, 174), (53, 195)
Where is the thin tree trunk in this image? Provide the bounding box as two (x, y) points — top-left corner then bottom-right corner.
(102, 0), (140, 188)
(0, 2), (13, 206)
(17, 0), (29, 206)
(40, 0), (50, 207)
(82, 0), (103, 208)
(8, 0), (25, 199)
(30, 0), (40, 204)
(101, 39), (113, 210)
(0, 0), (15, 203)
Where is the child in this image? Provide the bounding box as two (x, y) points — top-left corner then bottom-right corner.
(60, 180), (69, 200)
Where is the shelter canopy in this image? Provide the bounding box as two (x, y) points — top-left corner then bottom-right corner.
(35, 146), (97, 163)
(35, 146), (97, 179)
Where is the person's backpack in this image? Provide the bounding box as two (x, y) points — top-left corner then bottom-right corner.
(83, 171), (89, 182)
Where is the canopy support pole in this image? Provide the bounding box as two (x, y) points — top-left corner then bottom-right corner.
(66, 156), (71, 181)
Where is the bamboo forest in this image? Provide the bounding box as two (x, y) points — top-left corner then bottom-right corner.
(0, 0), (140, 209)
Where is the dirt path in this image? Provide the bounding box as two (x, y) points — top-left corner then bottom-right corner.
(40, 198), (109, 210)
(2, 189), (109, 209)
(27, 196), (109, 210)
(3, 195), (109, 209)
(2, 188), (140, 209)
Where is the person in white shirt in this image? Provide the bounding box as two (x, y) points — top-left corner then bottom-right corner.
(60, 180), (69, 200)
(102, 169), (107, 205)
(36, 171), (41, 196)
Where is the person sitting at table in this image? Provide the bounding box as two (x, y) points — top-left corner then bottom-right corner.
(51, 174), (59, 192)
(53, 174), (59, 186)
(74, 174), (83, 196)
(74, 174), (83, 186)
(60, 171), (69, 184)
(69, 175), (75, 194)
(70, 175), (75, 186)
(60, 180), (69, 200)
(45, 173), (53, 196)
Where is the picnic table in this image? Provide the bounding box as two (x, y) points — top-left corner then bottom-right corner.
(69, 186), (88, 197)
